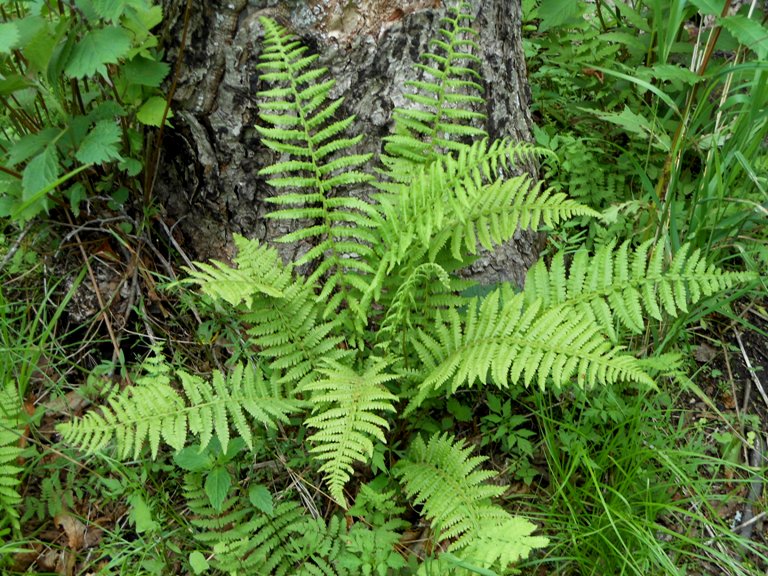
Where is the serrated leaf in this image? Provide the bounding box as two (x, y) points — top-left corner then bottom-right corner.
(720, 15), (768, 59)
(22, 146), (59, 201)
(8, 128), (59, 166)
(174, 446), (213, 472)
(248, 484), (274, 516)
(76, 120), (123, 164)
(65, 26), (132, 78)
(91, 0), (128, 21)
(136, 96), (173, 126)
(121, 56), (170, 87)
(0, 22), (20, 54)
(204, 466), (231, 512)
(690, 0), (725, 15)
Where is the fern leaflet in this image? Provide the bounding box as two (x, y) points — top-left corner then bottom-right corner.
(394, 432), (547, 571)
(257, 17), (376, 325)
(189, 235), (353, 389)
(383, 1), (487, 164)
(409, 287), (654, 411)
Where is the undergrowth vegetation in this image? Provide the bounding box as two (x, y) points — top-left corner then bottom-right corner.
(1, 0), (767, 574)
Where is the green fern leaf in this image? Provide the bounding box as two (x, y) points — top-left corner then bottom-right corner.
(523, 239), (756, 340)
(184, 235), (287, 307)
(394, 432), (547, 571)
(302, 359), (398, 507)
(57, 351), (299, 457)
(256, 17), (376, 326)
(0, 384), (24, 533)
(409, 287), (654, 411)
(384, 2), (487, 163)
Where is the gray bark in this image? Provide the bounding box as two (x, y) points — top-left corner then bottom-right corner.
(156, 0), (541, 287)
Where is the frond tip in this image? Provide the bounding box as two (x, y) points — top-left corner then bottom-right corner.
(301, 359), (398, 507)
(394, 432), (548, 571)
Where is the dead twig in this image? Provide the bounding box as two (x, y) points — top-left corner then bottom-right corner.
(735, 330), (768, 409)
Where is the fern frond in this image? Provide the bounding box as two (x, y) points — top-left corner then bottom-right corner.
(57, 352), (299, 457)
(394, 432), (547, 571)
(0, 384), (24, 533)
(409, 287), (654, 411)
(301, 359), (398, 507)
(374, 139), (586, 278)
(383, 2), (487, 164)
(256, 17), (376, 325)
(188, 235), (352, 389)
(242, 268), (353, 389)
(524, 239), (757, 340)
(376, 263), (451, 349)
(394, 433), (506, 542)
(184, 235), (288, 307)
(183, 472), (317, 574)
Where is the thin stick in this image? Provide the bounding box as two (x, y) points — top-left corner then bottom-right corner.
(735, 330), (768, 409)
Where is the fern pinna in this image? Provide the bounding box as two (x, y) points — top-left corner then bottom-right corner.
(56, 2), (757, 573)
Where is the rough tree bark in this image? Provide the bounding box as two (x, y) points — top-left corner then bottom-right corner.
(156, 0), (541, 287)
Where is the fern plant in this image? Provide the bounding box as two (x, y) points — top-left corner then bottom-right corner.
(57, 2), (757, 573)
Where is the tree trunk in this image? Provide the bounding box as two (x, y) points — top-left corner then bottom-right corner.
(156, 0), (541, 287)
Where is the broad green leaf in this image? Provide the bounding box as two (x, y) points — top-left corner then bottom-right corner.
(720, 15), (768, 60)
(22, 146), (59, 201)
(122, 4), (163, 44)
(122, 56), (170, 87)
(204, 466), (231, 512)
(92, 0), (129, 21)
(76, 120), (123, 164)
(0, 74), (29, 95)
(7, 129), (59, 166)
(174, 446), (213, 472)
(537, 0), (582, 31)
(248, 484), (274, 516)
(189, 551), (210, 574)
(65, 26), (132, 78)
(689, 0), (725, 15)
(136, 96), (173, 126)
(0, 22), (20, 54)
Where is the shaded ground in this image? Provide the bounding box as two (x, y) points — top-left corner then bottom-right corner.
(4, 228), (768, 574)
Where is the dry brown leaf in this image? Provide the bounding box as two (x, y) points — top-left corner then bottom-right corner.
(694, 343), (717, 363)
(54, 514), (103, 550)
